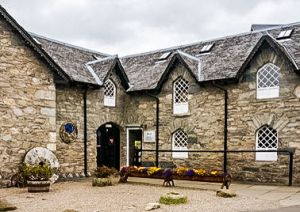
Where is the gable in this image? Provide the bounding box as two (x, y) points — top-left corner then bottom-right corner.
(237, 35), (298, 82)
(0, 5), (69, 84)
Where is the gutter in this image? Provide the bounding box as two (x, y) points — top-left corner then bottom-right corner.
(83, 87), (88, 176)
(213, 82), (228, 173)
(145, 92), (160, 167)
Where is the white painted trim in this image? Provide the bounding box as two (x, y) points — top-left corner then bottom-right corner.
(255, 126), (278, 161)
(85, 64), (102, 85)
(104, 79), (116, 107)
(126, 127), (143, 166)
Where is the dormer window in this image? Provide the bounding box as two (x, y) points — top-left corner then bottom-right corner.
(256, 63), (280, 99)
(158, 52), (172, 61)
(277, 29), (293, 39)
(104, 79), (116, 107)
(200, 43), (214, 53)
(173, 77), (189, 114)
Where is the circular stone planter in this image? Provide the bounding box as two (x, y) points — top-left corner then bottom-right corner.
(27, 180), (51, 193)
(159, 192), (188, 205)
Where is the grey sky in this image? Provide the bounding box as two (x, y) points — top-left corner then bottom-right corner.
(1, 0), (300, 56)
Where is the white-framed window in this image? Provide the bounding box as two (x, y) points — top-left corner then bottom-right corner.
(172, 129), (188, 158)
(104, 79), (116, 107)
(256, 125), (278, 161)
(257, 63), (280, 99)
(173, 77), (189, 114)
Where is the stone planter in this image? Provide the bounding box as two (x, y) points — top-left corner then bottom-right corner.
(27, 180), (50, 192)
(92, 178), (113, 187)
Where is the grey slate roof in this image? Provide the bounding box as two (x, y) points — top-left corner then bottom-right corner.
(31, 33), (110, 85)
(120, 22), (300, 91)
(2, 5), (300, 91)
(251, 24), (282, 31)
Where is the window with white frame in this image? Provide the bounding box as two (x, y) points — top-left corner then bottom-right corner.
(256, 125), (278, 161)
(257, 63), (280, 99)
(104, 79), (116, 107)
(173, 77), (189, 114)
(172, 129), (188, 158)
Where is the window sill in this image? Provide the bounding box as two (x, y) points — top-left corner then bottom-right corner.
(172, 112), (191, 118)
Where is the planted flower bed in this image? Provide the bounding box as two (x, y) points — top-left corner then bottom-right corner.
(119, 166), (230, 188)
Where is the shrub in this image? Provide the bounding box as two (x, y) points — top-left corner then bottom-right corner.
(159, 192), (188, 205)
(94, 166), (117, 178)
(21, 162), (53, 181)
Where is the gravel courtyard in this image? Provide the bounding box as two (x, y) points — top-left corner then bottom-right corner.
(1, 179), (280, 212)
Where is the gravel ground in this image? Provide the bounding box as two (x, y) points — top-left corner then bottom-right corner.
(1, 179), (280, 212)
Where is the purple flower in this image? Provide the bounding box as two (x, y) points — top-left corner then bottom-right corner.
(163, 168), (173, 178)
(186, 169), (195, 177)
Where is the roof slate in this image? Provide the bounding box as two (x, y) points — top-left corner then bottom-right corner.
(120, 23), (300, 91)
(31, 33), (110, 85)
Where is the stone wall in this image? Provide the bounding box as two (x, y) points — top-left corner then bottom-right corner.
(0, 18), (56, 181)
(55, 68), (129, 176)
(125, 62), (225, 170)
(56, 87), (85, 176)
(227, 44), (300, 184)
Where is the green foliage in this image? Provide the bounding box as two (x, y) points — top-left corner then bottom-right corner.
(92, 178), (113, 187)
(21, 163), (53, 181)
(94, 166), (117, 178)
(159, 192), (188, 205)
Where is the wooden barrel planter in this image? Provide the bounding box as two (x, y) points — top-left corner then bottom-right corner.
(27, 180), (51, 192)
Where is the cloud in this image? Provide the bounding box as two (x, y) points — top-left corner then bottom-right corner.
(1, 0), (300, 55)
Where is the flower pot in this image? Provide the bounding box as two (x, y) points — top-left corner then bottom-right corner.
(27, 180), (50, 192)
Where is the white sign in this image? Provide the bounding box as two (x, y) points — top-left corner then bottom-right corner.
(144, 130), (156, 142)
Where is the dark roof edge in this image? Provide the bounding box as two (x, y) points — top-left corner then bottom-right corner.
(0, 5), (70, 82)
(236, 34), (299, 79)
(120, 22), (300, 59)
(102, 57), (130, 90)
(30, 32), (112, 57)
(152, 53), (199, 92)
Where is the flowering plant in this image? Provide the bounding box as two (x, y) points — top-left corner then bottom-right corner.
(121, 166), (222, 178)
(147, 167), (162, 176)
(175, 167), (188, 176)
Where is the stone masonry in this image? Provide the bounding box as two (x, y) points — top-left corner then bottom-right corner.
(0, 18), (56, 181)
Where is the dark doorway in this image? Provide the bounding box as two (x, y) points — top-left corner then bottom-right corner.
(96, 123), (120, 170)
(127, 129), (143, 166)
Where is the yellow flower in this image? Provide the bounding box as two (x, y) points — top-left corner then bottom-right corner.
(175, 167), (188, 176)
(194, 169), (206, 176)
(138, 167), (145, 172)
(147, 167), (161, 176)
(210, 171), (219, 176)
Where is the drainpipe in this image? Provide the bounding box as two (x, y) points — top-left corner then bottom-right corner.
(145, 93), (160, 167)
(83, 87), (88, 176)
(213, 82), (228, 174)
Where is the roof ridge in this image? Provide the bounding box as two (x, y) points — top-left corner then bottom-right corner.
(120, 22), (300, 59)
(29, 32), (112, 57)
(86, 55), (118, 65)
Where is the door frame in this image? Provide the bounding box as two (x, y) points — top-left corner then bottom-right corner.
(97, 122), (120, 169)
(126, 127), (143, 166)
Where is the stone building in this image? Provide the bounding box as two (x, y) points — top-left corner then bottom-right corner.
(0, 5), (300, 185)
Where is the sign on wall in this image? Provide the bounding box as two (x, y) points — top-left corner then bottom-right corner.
(144, 130), (156, 143)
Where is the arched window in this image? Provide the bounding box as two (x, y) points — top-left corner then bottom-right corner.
(173, 77), (189, 114)
(172, 129), (188, 158)
(257, 63), (280, 99)
(104, 79), (116, 107)
(256, 125), (278, 161)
